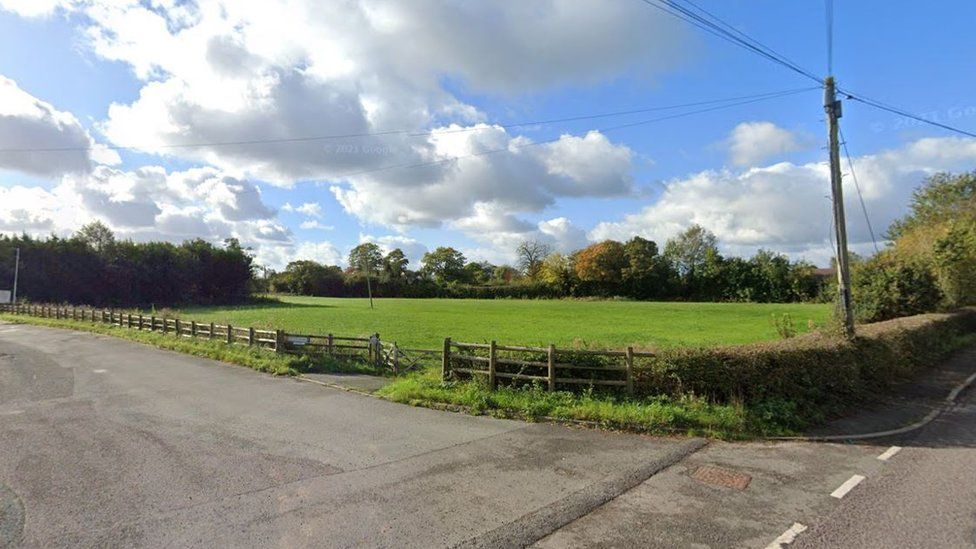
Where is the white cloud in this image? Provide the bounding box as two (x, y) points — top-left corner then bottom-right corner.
(299, 220), (333, 231)
(0, 75), (98, 176)
(538, 217), (588, 252)
(0, 0), (67, 17)
(591, 137), (976, 265)
(4, 1), (662, 227)
(727, 121), (809, 167)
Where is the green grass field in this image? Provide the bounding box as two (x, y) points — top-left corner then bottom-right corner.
(174, 296), (831, 350)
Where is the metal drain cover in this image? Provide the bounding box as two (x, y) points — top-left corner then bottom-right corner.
(691, 465), (751, 490)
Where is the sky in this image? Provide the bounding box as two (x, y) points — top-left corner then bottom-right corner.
(0, 0), (974, 270)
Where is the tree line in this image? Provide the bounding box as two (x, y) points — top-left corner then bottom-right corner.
(0, 222), (253, 307)
(264, 225), (826, 303)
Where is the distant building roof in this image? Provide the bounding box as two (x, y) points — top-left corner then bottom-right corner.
(812, 267), (835, 278)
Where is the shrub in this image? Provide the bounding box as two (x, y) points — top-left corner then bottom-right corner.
(851, 256), (942, 323)
(635, 308), (976, 428)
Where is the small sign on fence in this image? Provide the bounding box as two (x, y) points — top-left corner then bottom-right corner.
(287, 335), (310, 346)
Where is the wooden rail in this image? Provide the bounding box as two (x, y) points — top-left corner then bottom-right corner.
(442, 338), (651, 396)
(1, 303), (652, 396)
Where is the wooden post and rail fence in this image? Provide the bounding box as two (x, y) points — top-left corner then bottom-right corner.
(1, 303), (652, 396)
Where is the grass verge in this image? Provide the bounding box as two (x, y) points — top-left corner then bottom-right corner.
(376, 368), (759, 438)
(0, 313), (327, 376)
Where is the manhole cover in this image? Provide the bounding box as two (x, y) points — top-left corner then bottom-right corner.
(691, 465), (751, 490)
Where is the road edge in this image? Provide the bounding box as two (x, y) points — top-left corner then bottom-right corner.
(454, 437), (708, 549)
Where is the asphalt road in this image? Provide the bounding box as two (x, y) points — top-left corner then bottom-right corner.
(0, 323), (700, 548)
(536, 345), (976, 548)
(794, 372), (976, 549)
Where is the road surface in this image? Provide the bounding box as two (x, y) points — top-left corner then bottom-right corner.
(0, 323), (699, 548)
(536, 345), (976, 548)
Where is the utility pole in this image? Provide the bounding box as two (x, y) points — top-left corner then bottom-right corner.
(363, 258), (374, 310)
(824, 76), (855, 337)
(12, 247), (19, 304)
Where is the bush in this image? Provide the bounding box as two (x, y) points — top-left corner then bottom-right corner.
(851, 256), (943, 323)
(636, 308), (976, 428)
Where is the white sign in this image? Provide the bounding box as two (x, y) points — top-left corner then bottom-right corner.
(0, 290), (10, 304)
(287, 335), (310, 346)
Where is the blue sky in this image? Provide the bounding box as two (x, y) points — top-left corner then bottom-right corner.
(1, 0), (974, 269)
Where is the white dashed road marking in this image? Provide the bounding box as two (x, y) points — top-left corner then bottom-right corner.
(93, 369), (107, 373)
(766, 522), (808, 548)
(831, 474), (866, 499)
(877, 446), (902, 461)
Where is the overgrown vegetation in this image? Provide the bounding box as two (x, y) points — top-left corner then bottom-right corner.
(849, 171), (976, 322)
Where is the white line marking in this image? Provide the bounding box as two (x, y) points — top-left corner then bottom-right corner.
(92, 369), (107, 373)
(831, 474), (866, 499)
(877, 446), (902, 461)
(765, 522), (808, 549)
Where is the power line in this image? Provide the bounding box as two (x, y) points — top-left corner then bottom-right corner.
(330, 86), (817, 180)
(0, 87), (818, 154)
(634, 0), (823, 84)
(840, 90), (976, 138)
(838, 126), (880, 253)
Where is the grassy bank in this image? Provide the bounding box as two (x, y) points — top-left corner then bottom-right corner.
(175, 295), (830, 349)
(0, 313), (382, 377)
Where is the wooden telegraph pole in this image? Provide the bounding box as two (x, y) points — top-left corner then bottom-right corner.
(824, 76), (855, 337)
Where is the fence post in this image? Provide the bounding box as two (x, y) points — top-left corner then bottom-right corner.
(275, 329), (285, 353)
(191, 320), (197, 337)
(248, 327), (255, 346)
(327, 333), (334, 355)
(174, 318), (181, 336)
(373, 333), (381, 366)
(226, 324), (233, 344)
(392, 342), (399, 376)
(209, 322), (215, 340)
(442, 337), (451, 382)
(127, 313), (133, 329)
(625, 346), (634, 397)
(137, 314), (143, 330)
(150, 315), (156, 332)
(488, 340), (497, 391)
(548, 344), (556, 392)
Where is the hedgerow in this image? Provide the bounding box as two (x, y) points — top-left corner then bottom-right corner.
(638, 308), (976, 427)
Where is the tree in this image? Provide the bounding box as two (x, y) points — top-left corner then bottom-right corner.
(539, 253), (576, 295)
(492, 265), (520, 284)
(663, 225), (720, 297)
(421, 247), (467, 283)
(515, 240), (552, 280)
(348, 242), (382, 274)
(76, 221), (116, 254)
(381, 248), (409, 281)
(464, 261), (494, 284)
(622, 236), (672, 299)
(663, 224), (719, 277)
(574, 240), (628, 294)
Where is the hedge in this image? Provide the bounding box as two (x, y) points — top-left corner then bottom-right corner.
(636, 308), (976, 424)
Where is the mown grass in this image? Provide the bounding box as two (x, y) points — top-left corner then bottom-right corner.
(175, 295), (831, 350)
(0, 313), (383, 377)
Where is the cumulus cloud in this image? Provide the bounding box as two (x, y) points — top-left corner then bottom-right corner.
(727, 121), (809, 167)
(0, 76), (100, 176)
(358, 233), (429, 266)
(6, 1), (662, 227)
(591, 137), (976, 266)
(0, 164), (316, 267)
